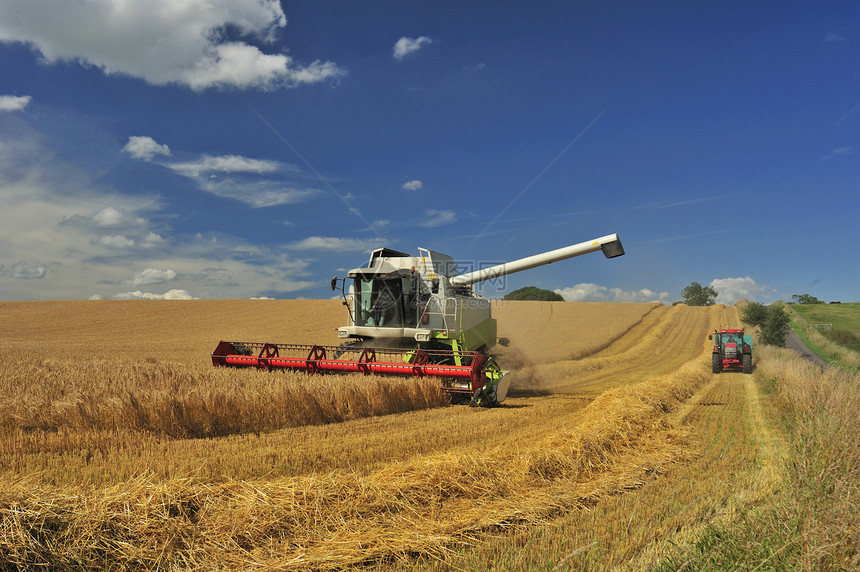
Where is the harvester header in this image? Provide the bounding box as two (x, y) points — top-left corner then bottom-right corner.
(213, 232), (625, 407)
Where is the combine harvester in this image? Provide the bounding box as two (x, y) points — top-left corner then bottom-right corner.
(213, 233), (625, 406)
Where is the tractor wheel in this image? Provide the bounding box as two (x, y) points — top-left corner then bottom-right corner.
(712, 353), (722, 374)
(742, 353), (752, 374)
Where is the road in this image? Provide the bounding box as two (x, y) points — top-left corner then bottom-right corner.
(784, 328), (829, 368)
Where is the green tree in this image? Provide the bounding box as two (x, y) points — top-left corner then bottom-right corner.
(742, 301), (789, 347)
(504, 286), (565, 301)
(680, 282), (718, 306)
(791, 293), (823, 304)
(741, 302), (770, 327)
(759, 305), (790, 347)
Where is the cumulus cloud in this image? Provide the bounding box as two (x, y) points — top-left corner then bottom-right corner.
(393, 36), (432, 60)
(709, 276), (776, 305)
(0, 94), (318, 301)
(0, 0), (344, 91)
(97, 234), (136, 248)
(0, 95), (31, 112)
(131, 267), (177, 287)
(288, 236), (386, 251)
(555, 283), (672, 303)
(402, 179), (423, 191)
(114, 288), (195, 300)
(141, 232), (164, 247)
(123, 136), (171, 161)
(418, 209), (457, 228)
(92, 207), (124, 226)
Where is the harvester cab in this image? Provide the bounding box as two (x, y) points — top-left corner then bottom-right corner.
(709, 328), (753, 374)
(213, 233), (625, 407)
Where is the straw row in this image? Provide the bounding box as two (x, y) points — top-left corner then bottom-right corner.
(0, 356), (712, 569)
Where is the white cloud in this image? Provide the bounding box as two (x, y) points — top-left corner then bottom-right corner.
(0, 262), (46, 279)
(418, 209), (457, 228)
(97, 234), (135, 248)
(402, 179), (423, 191)
(123, 136), (171, 161)
(92, 207), (124, 226)
(168, 154), (280, 177)
(131, 267), (177, 287)
(824, 32), (846, 43)
(288, 236), (385, 251)
(555, 283), (672, 303)
(0, 95), (31, 112)
(818, 147), (853, 162)
(0, 102), (317, 300)
(180, 42), (344, 91)
(142, 232), (164, 246)
(196, 178), (321, 208)
(709, 277), (776, 305)
(114, 288), (195, 300)
(393, 36), (432, 60)
(156, 152), (320, 207)
(0, 0), (344, 91)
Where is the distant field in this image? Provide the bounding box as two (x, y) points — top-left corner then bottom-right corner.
(790, 302), (860, 335)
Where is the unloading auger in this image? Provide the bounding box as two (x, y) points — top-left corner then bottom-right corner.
(213, 233), (625, 407)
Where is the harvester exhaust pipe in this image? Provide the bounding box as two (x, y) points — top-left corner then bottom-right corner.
(449, 233), (624, 287)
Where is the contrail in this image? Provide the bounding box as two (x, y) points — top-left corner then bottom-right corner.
(251, 107), (375, 230)
(468, 109), (606, 249)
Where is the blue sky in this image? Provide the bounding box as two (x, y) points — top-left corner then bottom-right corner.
(0, 1), (857, 304)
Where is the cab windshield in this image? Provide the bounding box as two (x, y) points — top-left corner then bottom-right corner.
(353, 276), (425, 328)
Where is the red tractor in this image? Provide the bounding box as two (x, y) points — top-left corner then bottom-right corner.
(709, 328), (753, 374)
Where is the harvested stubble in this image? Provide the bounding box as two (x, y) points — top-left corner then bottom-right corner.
(509, 303), (717, 395)
(0, 355), (713, 569)
(493, 301), (662, 363)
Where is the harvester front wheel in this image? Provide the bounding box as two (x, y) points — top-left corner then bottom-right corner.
(712, 353), (722, 374)
(469, 385), (497, 408)
(742, 353), (752, 374)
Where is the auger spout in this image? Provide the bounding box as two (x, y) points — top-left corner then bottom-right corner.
(449, 233), (624, 286)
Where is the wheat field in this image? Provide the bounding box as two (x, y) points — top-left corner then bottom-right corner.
(1, 299), (765, 569)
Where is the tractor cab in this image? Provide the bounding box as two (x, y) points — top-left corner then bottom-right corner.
(710, 328), (753, 374)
